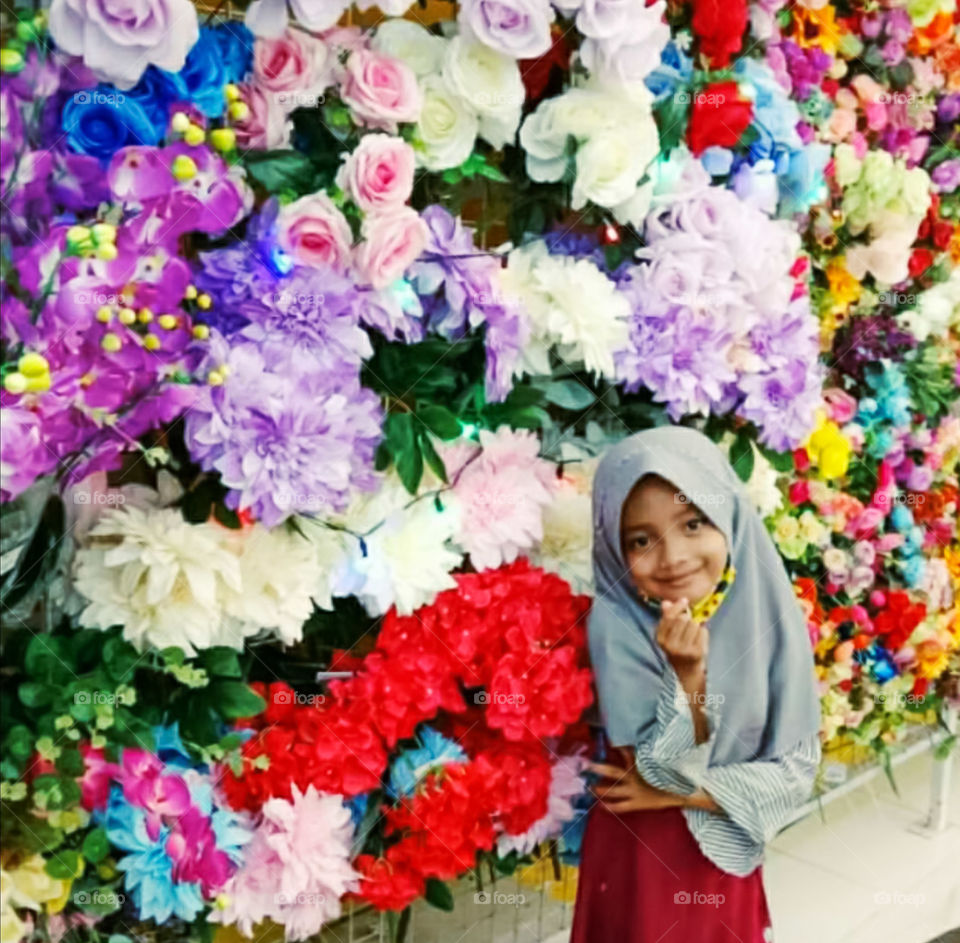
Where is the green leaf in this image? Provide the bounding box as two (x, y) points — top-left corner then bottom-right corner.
(56, 748), (86, 778)
(18, 681), (52, 709)
(759, 444), (794, 472)
(45, 849), (83, 880)
(493, 850), (519, 876)
(161, 646), (185, 667)
(207, 681), (266, 721)
(424, 877), (455, 912)
(729, 431), (755, 483)
(82, 827), (110, 864)
(418, 405), (461, 440)
(204, 647), (243, 679)
(387, 413), (424, 494)
(934, 734), (956, 761)
(242, 150), (317, 194)
(5, 725), (34, 759)
(419, 433), (448, 484)
(540, 379), (596, 411)
(653, 93), (689, 154)
(103, 636), (139, 682)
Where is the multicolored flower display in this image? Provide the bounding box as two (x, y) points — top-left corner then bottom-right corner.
(0, 0), (957, 939)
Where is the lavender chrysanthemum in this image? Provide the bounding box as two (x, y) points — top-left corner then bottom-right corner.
(185, 336), (383, 528)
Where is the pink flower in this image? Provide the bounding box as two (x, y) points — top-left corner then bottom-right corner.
(337, 134), (416, 213)
(341, 49), (422, 132)
(823, 387), (857, 424)
(254, 29), (331, 112)
(79, 743), (120, 811)
(277, 192), (354, 271)
(357, 206), (428, 289)
(234, 84), (292, 150)
(846, 506), (884, 539)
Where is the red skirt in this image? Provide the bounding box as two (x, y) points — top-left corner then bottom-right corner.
(570, 800), (773, 943)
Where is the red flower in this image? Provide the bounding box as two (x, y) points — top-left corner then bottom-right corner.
(932, 221), (954, 251)
(351, 848), (425, 912)
(687, 82), (753, 156)
(908, 248), (934, 280)
(872, 591), (927, 652)
(691, 0), (748, 68)
(520, 28), (571, 102)
(478, 742), (552, 835)
(911, 677), (929, 698)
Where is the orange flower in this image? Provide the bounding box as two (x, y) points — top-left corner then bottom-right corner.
(934, 40), (960, 90)
(908, 11), (954, 56)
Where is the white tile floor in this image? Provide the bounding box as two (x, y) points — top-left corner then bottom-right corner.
(542, 748), (960, 943)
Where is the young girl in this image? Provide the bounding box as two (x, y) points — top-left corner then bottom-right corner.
(571, 425), (822, 943)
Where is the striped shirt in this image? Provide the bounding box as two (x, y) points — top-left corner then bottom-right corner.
(633, 662), (821, 877)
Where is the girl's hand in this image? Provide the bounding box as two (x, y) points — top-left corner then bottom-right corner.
(656, 597), (708, 679)
(585, 758), (681, 813)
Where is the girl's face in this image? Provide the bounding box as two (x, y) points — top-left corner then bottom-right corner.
(620, 474), (728, 606)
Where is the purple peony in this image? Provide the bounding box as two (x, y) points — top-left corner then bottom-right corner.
(48, 0), (200, 90)
(184, 335), (383, 528)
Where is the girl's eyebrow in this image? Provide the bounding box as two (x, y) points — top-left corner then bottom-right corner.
(622, 503), (699, 535)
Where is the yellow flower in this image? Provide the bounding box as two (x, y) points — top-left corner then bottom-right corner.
(825, 257), (862, 313)
(792, 5), (846, 55)
(798, 510), (827, 544)
(915, 639), (950, 679)
(805, 413), (852, 480)
(3, 855), (73, 915)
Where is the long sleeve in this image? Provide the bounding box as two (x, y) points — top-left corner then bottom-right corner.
(631, 664), (822, 877)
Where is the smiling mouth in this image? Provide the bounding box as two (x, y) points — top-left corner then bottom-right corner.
(658, 570), (700, 585)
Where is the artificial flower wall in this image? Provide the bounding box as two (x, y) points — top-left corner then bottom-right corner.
(0, 0), (958, 941)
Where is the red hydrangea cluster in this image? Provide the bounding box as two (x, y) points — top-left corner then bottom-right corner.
(352, 741), (554, 912)
(220, 559), (594, 821)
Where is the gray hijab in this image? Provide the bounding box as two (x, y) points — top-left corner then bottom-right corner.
(588, 425), (821, 763)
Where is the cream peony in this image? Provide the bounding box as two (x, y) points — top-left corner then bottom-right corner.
(501, 240), (631, 382)
(315, 472), (463, 617)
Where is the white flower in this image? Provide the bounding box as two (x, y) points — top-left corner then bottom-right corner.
(442, 36), (524, 148)
(73, 507), (244, 655)
(245, 0), (346, 36)
(577, 1), (670, 88)
(529, 459), (598, 594)
(414, 74), (480, 170)
(321, 473), (463, 617)
(497, 755), (588, 855)
(502, 241), (631, 381)
(371, 19), (447, 76)
(519, 84), (658, 213)
(742, 443), (784, 519)
(900, 267), (960, 341)
(219, 523), (320, 647)
(572, 126), (655, 211)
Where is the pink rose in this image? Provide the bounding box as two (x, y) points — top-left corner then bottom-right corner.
(234, 84), (292, 150)
(357, 206), (428, 289)
(341, 49), (422, 132)
(277, 193), (354, 271)
(823, 387), (857, 424)
(337, 134), (416, 213)
(254, 29), (331, 112)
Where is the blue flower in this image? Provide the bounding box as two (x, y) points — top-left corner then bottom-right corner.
(890, 505), (914, 532)
(899, 553), (926, 588)
(126, 67), (188, 137)
(98, 787), (205, 924)
(645, 41), (693, 103)
(177, 27), (230, 118)
(62, 87), (159, 164)
(152, 723), (192, 769)
(388, 727), (467, 798)
(212, 21), (254, 84)
(346, 793), (370, 830)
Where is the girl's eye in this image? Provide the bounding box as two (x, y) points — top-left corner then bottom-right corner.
(685, 515), (706, 532)
(628, 535), (649, 550)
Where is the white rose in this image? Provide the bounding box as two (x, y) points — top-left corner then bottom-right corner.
(371, 19), (447, 76)
(572, 130), (647, 210)
(415, 74), (480, 171)
(442, 36), (524, 143)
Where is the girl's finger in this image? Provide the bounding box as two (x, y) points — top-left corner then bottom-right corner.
(678, 615), (701, 649)
(592, 782), (635, 799)
(585, 761), (628, 780)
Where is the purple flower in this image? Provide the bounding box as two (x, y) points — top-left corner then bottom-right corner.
(458, 0), (554, 59)
(48, 0), (200, 89)
(238, 266), (373, 372)
(0, 408), (59, 501)
(931, 159), (960, 194)
(409, 205), (527, 402)
(184, 335), (383, 527)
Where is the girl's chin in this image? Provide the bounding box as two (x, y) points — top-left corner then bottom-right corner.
(655, 580), (711, 605)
